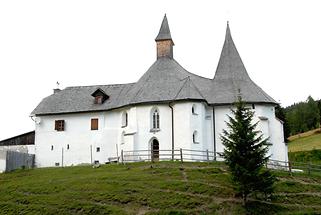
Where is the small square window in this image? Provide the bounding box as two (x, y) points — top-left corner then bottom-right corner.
(96, 147), (100, 152)
(95, 96), (103, 104)
(91, 118), (98, 130)
(55, 120), (65, 131)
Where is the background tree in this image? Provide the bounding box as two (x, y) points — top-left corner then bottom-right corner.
(275, 104), (290, 142)
(221, 97), (276, 205)
(285, 96), (320, 135)
(306, 96), (320, 130)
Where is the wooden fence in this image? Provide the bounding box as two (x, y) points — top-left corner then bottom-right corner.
(120, 149), (218, 163)
(118, 149), (321, 175)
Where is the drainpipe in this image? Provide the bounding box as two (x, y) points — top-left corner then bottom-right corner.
(213, 106), (216, 161)
(169, 102), (174, 160)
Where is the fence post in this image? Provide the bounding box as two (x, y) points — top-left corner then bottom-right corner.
(288, 161), (292, 174)
(206, 150), (209, 163)
(90, 145), (93, 164)
(116, 144), (119, 164)
(61, 147), (64, 167)
(151, 149), (154, 163)
(180, 148), (183, 163)
(121, 150), (124, 164)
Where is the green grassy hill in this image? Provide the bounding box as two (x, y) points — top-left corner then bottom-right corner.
(1, 162), (321, 214)
(287, 129), (321, 165)
(288, 129), (321, 153)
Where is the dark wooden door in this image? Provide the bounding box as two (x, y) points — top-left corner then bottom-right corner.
(152, 139), (159, 161)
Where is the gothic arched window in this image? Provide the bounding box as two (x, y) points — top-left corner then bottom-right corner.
(151, 107), (160, 130)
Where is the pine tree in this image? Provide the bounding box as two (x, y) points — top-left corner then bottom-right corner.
(221, 97), (276, 205)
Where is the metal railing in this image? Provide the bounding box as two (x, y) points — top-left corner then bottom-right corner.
(115, 149), (321, 175)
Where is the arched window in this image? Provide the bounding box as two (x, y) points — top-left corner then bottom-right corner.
(151, 107), (160, 130)
(193, 131), (199, 144)
(121, 112), (128, 127)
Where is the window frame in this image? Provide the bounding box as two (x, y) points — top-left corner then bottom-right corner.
(55, 120), (65, 131)
(150, 107), (160, 132)
(91, 118), (99, 130)
(94, 96), (103, 104)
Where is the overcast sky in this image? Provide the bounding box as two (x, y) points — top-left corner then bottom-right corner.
(0, 0), (320, 140)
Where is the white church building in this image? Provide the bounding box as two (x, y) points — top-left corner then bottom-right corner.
(31, 15), (288, 167)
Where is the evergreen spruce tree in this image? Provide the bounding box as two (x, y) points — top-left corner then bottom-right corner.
(221, 97), (276, 205)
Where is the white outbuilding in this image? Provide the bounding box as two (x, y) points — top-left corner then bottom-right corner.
(31, 15), (288, 167)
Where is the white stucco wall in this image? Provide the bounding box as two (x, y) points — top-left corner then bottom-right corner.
(34, 101), (288, 167)
(214, 104), (288, 162)
(35, 112), (117, 167)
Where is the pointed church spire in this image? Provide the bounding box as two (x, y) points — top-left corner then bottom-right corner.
(212, 23), (277, 104)
(155, 14), (174, 59)
(155, 14), (173, 42)
(214, 22), (250, 81)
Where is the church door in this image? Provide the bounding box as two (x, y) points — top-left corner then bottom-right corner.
(151, 139), (159, 162)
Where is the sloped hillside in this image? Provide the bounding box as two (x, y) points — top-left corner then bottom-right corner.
(0, 162), (321, 214)
(288, 128), (321, 152)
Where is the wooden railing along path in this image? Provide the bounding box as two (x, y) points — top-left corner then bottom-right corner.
(116, 149), (321, 175)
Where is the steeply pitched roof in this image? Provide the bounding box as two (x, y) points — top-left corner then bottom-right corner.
(210, 22), (277, 104)
(31, 19), (277, 116)
(155, 14), (173, 42)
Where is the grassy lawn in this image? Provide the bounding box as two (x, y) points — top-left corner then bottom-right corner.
(1, 162), (321, 214)
(288, 130), (321, 152)
(288, 128), (321, 142)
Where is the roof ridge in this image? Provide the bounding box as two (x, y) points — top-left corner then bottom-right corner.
(188, 77), (206, 99)
(66, 83), (135, 89)
(174, 77), (190, 99)
(174, 76), (205, 100)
